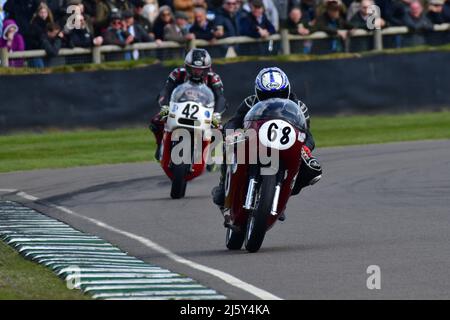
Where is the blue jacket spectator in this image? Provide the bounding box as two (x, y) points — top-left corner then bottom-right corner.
(214, 1), (246, 38)
(239, 0), (275, 38)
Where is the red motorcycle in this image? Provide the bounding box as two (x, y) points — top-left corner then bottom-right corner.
(160, 81), (216, 199)
(221, 98), (308, 252)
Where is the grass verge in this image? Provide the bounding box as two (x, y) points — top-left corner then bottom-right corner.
(1, 43), (450, 76)
(0, 111), (449, 173)
(0, 241), (90, 299)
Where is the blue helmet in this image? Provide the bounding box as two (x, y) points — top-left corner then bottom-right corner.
(254, 67), (291, 101)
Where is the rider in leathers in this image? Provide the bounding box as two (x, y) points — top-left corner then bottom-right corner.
(212, 67), (322, 219)
(150, 48), (227, 159)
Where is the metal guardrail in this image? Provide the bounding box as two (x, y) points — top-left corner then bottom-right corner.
(1, 24), (449, 67)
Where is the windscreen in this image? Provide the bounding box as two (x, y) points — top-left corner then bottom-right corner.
(170, 82), (215, 108)
(244, 98), (307, 131)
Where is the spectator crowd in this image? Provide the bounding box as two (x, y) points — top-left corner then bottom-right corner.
(1, 0), (450, 66)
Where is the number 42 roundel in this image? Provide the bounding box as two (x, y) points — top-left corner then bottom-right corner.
(258, 119), (297, 150)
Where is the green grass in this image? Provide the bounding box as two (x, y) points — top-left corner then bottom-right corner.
(2, 43), (450, 76)
(1, 111), (450, 173)
(0, 241), (90, 299)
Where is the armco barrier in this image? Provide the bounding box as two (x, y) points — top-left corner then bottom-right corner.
(1, 50), (450, 132)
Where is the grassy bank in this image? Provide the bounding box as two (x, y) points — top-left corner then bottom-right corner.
(1, 43), (450, 76)
(1, 111), (449, 173)
(0, 241), (90, 299)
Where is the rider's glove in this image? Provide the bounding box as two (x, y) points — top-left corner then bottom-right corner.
(212, 112), (222, 128)
(159, 105), (169, 118)
(301, 145), (312, 159)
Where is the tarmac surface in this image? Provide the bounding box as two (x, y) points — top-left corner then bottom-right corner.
(1, 140), (449, 299)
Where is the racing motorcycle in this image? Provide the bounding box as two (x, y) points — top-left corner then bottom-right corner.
(160, 81), (216, 199)
(221, 98), (308, 252)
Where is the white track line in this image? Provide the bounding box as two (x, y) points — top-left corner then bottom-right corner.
(0, 189), (18, 193)
(12, 191), (282, 300)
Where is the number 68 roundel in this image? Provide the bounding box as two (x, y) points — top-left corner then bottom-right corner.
(258, 120), (298, 150)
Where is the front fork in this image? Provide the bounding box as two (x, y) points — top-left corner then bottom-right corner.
(243, 165), (285, 215)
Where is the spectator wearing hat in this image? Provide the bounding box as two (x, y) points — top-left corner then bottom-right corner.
(239, 0), (276, 38)
(102, 12), (134, 46)
(314, 0), (353, 52)
(164, 11), (195, 42)
(0, 19), (25, 67)
(94, 0), (130, 35)
(132, 0), (153, 35)
(427, 0), (446, 24)
(189, 7), (221, 40)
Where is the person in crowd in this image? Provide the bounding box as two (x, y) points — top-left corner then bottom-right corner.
(239, 0), (276, 38)
(300, 0), (318, 25)
(3, 0), (40, 39)
(193, 0), (216, 20)
(122, 9), (153, 42)
(214, 0), (245, 38)
(0, 0), (6, 32)
(66, 10), (103, 47)
(141, 0), (159, 25)
(94, 0), (131, 34)
(402, 0), (433, 45)
(207, 0), (223, 11)
(82, 0), (97, 18)
(61, 0), (94, 34)
(387, 0), (413, 26)
(0, 19), (25, 67)
(28, 3), (55, 50)
(153, 5), (175, 40)
(189, 7), (222, 40)
(350, 0), (386, 29)
(41, 22), (69, 66)
(132, 0), (153, 35)
(243, 0), (279, 31)
(287, 6), (311, 35)
(443, 0), (450, 21)
(314, 0), (353, 52)
(426, 0), (446, 24)
(163, 10), (195, 43)
(102, 12), (134, 46)
(174, 0), (195, 22)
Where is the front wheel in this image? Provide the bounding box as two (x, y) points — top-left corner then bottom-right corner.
(226, 226), (246, 250)
(170, 164), (189, 199)
(244, 174), (277, 253)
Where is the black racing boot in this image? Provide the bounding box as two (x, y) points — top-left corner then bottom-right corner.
(212, 164), (226, 207)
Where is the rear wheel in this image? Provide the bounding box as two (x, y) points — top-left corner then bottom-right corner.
(170, 164), (189, 199)
(244, 174), (277, 253)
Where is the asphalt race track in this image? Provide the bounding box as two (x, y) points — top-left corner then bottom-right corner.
(1, 140), (449, 299)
